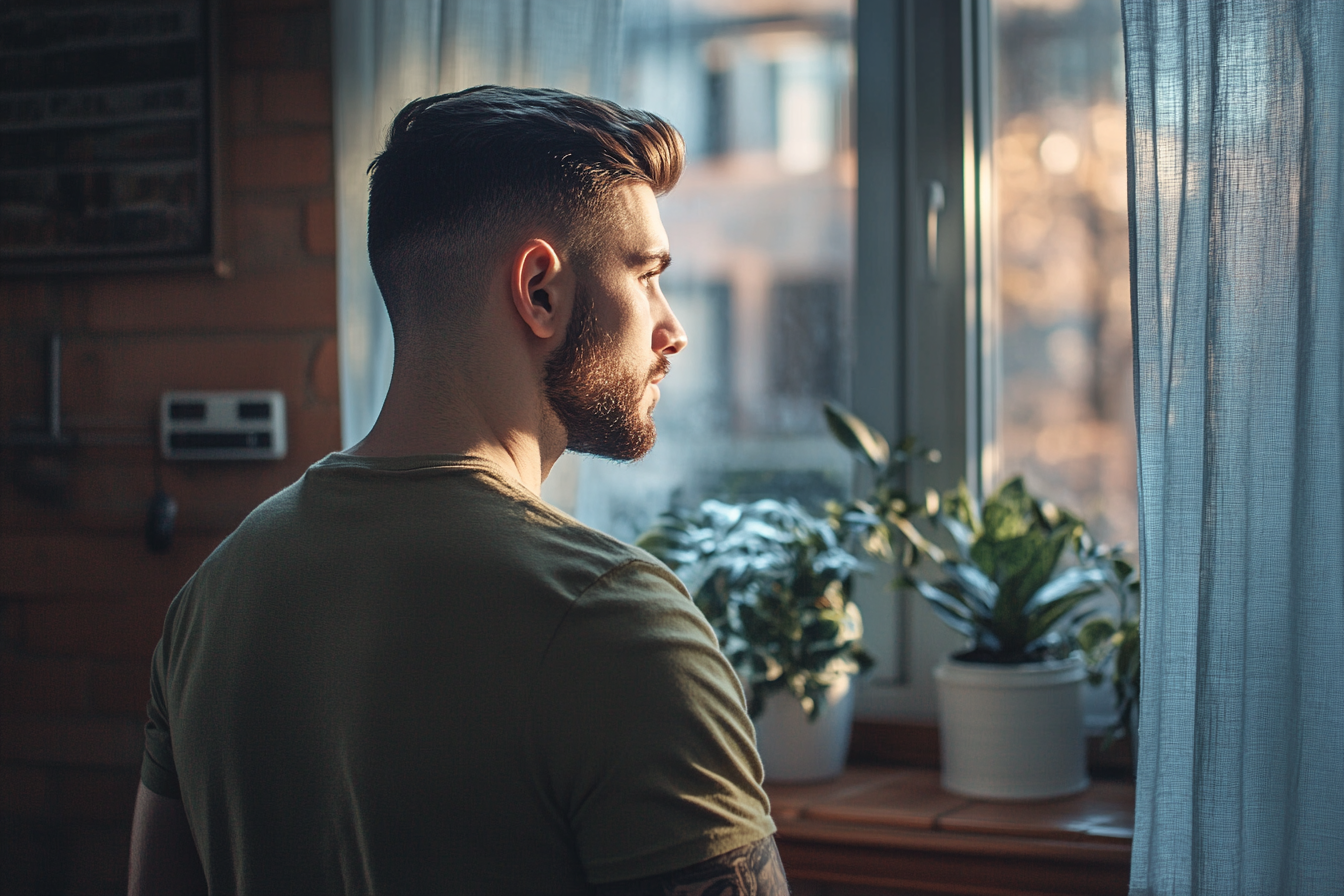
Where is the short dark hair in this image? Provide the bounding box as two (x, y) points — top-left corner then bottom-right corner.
(366, 86), (685, 342)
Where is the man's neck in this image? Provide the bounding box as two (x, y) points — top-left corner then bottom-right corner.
(345, 363), (564, 496)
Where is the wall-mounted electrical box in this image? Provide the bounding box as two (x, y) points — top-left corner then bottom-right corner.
(160, 391), (287, 461)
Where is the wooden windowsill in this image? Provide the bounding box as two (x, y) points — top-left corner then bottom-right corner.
(766, 766), (1134, 896)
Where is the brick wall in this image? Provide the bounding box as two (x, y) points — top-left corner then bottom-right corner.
(0, 2), (339, 892)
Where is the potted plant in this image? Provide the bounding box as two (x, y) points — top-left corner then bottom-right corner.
(822, 402), (942, 575)
(826, 404), (1106, 800)
(1074, 544), (1141, 768)
(637, 498), (874, 782)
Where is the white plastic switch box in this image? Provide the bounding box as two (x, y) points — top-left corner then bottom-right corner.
(160, 391), (287, 461)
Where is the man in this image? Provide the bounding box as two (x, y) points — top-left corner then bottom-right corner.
(129, 87), (789, 894)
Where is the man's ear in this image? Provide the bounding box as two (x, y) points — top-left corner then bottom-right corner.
(510, 239), (568, 340)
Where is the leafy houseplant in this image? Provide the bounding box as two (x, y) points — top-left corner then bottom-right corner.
(825, 403), (1105, 799)
(915, 480), (1108, 798)
(909, 478), (1107, 664)
(824, 402), (1105, 664)
(636, 499), (874, 721)
(1074, 547), (1141, 752)
(823, 402), (942, 576)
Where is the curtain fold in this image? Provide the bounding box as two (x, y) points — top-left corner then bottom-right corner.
(330, 0), (623, 446)
(1125, 1), (1344, 893)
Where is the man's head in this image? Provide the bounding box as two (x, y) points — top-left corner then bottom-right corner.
(366, 87), (687, 462)
(367, 86), (683, 345)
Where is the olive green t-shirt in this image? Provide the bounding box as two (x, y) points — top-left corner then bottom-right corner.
(142, 453), (774, 895)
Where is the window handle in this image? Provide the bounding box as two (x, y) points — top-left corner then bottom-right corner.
(926, 180), (946, 276)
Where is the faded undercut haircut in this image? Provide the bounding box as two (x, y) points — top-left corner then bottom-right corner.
(366, 85), (685, 344)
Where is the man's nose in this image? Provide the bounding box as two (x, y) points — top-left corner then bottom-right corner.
(656, 306), (687, 356)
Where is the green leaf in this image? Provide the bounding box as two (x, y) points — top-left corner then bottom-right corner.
(942, 481), (981, 534)
(824, 402), (890, 469)
(995, 527), (1072, 610)
(911, 580), (978, 638)
(1076, 617), (1119, 651)
(1023, 587), (1097, 647)
(937, 562), (999, 618)
(939, 514), (976, 559)
(891, 514), (945, 564)
(1024, 566), (1107, 614)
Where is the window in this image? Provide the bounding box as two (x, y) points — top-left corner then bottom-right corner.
(992, 0), (1133, 547)
(533, 0), (1132, 720)
(542, 0), (858, 541)
(847, 0), (1132, 719)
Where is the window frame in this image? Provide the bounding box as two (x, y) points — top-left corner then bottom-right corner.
(850, 0), (997, 717)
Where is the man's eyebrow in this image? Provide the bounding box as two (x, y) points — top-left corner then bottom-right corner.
(631, 250), (672, 273)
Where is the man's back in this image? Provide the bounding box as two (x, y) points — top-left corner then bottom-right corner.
(142, 453), (774, 894)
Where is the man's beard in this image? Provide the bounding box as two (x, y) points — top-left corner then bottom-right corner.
(543, 284), (668, 461)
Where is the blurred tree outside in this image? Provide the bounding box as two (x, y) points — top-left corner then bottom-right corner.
(993, 0), (1135, 547)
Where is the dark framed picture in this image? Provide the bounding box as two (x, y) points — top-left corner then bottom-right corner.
(0, 0), (221, 274)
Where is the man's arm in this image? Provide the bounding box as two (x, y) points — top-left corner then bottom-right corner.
(593, 836), (789, 896)
(129, 782), (207, 896)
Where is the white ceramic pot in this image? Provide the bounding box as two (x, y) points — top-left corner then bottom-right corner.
(934, 655), (1089, 800)
(752, 675), (855, 783)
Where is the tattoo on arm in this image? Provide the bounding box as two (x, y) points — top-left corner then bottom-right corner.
(592, 835), (789, 896)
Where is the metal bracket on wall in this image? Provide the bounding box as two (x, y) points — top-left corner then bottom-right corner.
(2, 333), (78, 503)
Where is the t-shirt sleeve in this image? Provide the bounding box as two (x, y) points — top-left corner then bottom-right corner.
(531, 559), (776, 885)
(141, 633), (181, 799)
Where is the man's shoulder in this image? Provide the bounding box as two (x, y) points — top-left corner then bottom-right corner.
(191, 452), (683, 610)
(501, 505), (690, 612)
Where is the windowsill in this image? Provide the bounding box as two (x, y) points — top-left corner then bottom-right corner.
(766, 764), (1134, 896)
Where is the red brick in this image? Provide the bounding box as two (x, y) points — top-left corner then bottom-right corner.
(69, 272), (209, 330)
(231, 14), (286, 68)
(284, 404), (342, 462)
(309, 334), (339, 402)
(260, 69), (331, 125)
(232, 132), (331, 188)
(0, 656), (89, 714)
(60, 336), (315, 421)
(24, 597), (171, 661)
(0, 448), (277, 539)
(0, 717), (143, 766)
(0, 279), (49, 327)
(63, 821), (133, 895)
(233, 200), (304, 271)
(1, 599), (23, 649)
(50, 767), (139, 823)
(153, 462), (315, 533)
(0, 764), (48, 815)
(1, 534), (216, 600)
(3, 452), (157, 536)
(3, 444), (330, 539)
(89, 660), (150, 717)
(79, 267), (336, 332)
(304, 196), (336, 256)
(228, 71), (258, 125)
(56, 337), (110, 414)
(0, 335), (47, 423)
(0, 450), (291, 537)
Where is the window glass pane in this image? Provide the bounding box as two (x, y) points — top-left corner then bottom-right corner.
(544, 0), (856, 542)
(992, 0), (1135, 546)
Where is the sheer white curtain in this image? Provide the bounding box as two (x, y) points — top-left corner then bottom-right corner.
(331, 0), (623, 447)
(1126, 1), (1344, 893)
